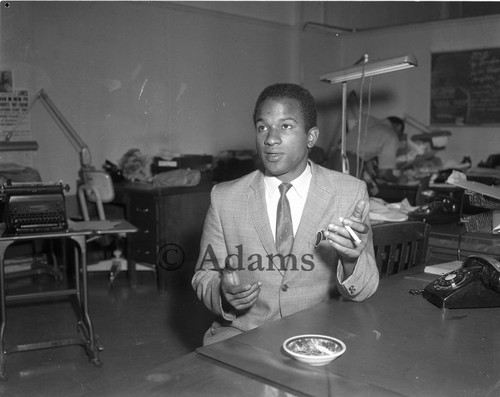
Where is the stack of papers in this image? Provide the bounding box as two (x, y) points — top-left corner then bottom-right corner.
(424, 260), (463, 275)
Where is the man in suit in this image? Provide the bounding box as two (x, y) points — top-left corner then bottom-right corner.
(192, 83), (379, 345)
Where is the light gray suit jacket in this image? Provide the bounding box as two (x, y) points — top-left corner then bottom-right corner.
(192, 162), (379, 345)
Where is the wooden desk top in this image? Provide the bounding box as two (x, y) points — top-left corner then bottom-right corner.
(90, 267), (500, 397)
(113, 179), (213, 199)
(428, 222), (500, 261)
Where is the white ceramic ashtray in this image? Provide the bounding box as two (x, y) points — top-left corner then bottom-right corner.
(283, 334), (346, 366)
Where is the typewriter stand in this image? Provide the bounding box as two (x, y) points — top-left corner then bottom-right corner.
(0, 230), (102, 381)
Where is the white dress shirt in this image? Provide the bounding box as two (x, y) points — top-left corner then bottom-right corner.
(264, 163), (312, 241)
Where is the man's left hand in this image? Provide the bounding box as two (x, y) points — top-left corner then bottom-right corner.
(323, 200), (369, 263)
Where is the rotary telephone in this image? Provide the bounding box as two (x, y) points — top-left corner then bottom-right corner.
(423, 254), (500, 309)
(408, 196), (460, 224)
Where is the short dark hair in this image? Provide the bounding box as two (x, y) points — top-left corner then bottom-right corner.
(387, 116), (405, 134)
(253, 83), (317, 131)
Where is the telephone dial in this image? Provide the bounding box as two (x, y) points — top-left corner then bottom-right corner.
(423, 254), (500, 309)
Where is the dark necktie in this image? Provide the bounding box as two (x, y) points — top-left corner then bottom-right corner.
(276, 183), (294, 256)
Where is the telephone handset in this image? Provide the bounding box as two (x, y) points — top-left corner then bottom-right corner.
(423, 254), (500, 309)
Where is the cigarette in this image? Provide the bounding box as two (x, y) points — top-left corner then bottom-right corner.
(339, 217), (361, 243)
(345, 225), (361, 243)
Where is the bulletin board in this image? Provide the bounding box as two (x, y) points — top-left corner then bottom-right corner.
(431, 48), (500, 125)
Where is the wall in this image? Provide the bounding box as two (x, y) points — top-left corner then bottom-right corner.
(324, 1), (455, 30)
(173, 1), (299, 25)
(299, 24), (344, 151)
(2, 1), (500, 195)
(0, 1), (296, 192)
(301, 15), (500, 168)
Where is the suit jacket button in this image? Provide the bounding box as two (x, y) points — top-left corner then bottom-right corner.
(281, 284), (289, 292)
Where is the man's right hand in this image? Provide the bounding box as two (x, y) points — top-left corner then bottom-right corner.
(221, 267), (261, 312)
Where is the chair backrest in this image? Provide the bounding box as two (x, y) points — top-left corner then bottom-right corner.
(81, 171), (115, 203)
(78, 170), (115, 221)
(372, 221), (430, 278)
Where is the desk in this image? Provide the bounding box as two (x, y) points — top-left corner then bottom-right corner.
(90, 267), (500, 397)
(113, 182), (211, 290)
(0, 220), (136, 381)
(428, 222), (500, 262)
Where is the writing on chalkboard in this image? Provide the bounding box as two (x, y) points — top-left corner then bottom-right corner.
(431, 48), (500, 125)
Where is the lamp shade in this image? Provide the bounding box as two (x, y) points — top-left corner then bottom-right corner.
(321, 53), (418, 84)
(0, 140), (39, 152)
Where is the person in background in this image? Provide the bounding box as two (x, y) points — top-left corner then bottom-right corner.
(192, 83), (379, 345)
(345, 91), (407, 185)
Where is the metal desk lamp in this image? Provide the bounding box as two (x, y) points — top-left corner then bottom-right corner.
(1, 89), (114, 218)
(321, 54), (418, 174)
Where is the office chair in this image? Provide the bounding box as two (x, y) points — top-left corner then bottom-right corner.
(372, 221), (430, 278)
(77, 170), (126, 283)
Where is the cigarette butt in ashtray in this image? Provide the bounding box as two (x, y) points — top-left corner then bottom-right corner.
(339, 217), (361, 243)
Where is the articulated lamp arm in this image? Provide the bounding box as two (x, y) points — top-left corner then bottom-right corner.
(4, 89), (93, 171)
(37, 90), (93, 170)
(404, 113), (451, 149)
(4, 89), (114, 214)
(403, 114), (432, 134)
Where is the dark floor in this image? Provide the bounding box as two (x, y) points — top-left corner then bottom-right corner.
(0, 263), (214, 397)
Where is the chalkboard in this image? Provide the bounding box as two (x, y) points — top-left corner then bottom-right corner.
(431, 48), (500, 125)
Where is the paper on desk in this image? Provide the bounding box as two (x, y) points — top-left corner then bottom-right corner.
(447, 170), (500, 200)
(424, 260), (463, 275)
(368, 197), (413, 223)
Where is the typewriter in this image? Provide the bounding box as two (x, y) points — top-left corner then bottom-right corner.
(1, 181), (70, 235)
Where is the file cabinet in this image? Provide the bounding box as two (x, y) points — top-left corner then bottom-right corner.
(114, 182), (212, 290)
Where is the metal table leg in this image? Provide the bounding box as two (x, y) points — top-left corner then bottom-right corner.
(0, 234), (103, 380)
(70, 235), (102, 367)
(0, 239), (14, 380)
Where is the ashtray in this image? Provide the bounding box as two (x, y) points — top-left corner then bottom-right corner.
(283, 334), (346, 366)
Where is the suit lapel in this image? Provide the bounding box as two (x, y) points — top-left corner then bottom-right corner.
(248, 172), (278, 262)
(292, 164), (333, 260)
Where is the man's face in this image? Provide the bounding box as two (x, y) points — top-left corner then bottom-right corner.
(255, 98), (318, 183)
